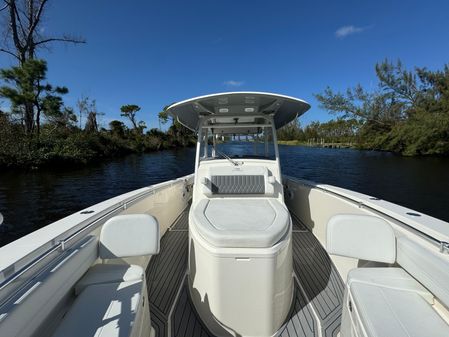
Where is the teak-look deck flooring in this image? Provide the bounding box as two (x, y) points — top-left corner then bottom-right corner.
(146, 206), (344, 337)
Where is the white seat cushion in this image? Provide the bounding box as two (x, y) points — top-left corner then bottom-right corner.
(327, 214), (396, 263)
(75, 264), (144, 295)
(53, 280), (143, 337)
(100, 214), (160, 259)
(191, 198), (290, 248)
(346, 268), (449, 337)
(351, 283), (449, 337)
(348, 268), (434, 303)
(202, 166), (275, 197)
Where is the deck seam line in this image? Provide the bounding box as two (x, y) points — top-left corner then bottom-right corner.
(167, 272), (188, 337)
(169, 210), (186, 230)
(169, 204), (190, 230)
(293, 273), (324, 337)
(293, 232), (342, 318)
(290, 212), (311, 231)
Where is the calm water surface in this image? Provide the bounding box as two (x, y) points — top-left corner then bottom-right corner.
(1, 145), (449, 246)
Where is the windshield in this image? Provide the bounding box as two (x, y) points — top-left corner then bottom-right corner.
(199, 130), (276, 161)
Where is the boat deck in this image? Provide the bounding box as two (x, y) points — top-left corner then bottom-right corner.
(146, 206), (344, 337)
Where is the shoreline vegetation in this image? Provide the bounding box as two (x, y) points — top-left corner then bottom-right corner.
(0, 1), (194, 170)
(0, 57), (196, 170)
(278, 140), (355, 149)
(278, 60), (449, 157)
(0, 111), (195, 170)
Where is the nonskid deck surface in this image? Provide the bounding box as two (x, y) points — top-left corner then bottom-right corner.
(146, 207), (344, 337)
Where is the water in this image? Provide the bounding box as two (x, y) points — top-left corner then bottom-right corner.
(1, 145), (449, 247)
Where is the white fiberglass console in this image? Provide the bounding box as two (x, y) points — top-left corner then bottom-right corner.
(166, 92), (310, 337)
(189, 161), (293, 337)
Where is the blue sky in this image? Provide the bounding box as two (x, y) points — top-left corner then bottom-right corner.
(1, 0), (449, 129)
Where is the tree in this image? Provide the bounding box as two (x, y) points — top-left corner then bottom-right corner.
(315, 59), (432, 127)
(315, 59), (449, 155)
(0, 0), (85, 65)
(83, 99), (101, 133)
(77, 96), (89, 129)
(158, 104), (174, 129)
(109, 120), (126, 137)
(166, 119), (195, 147)
(44, 105), (77, 128)
(277, 118), (304, 141)
(73, 96), (103, 133)
(137, 120), (147, 133)
(41, 93), (78, 129)
(0, 0), (85, 136)
(120, 104), (143, 131)
(315, 85), (398, 127)
(0, 59), (68, 135)
(375, 59), (419, 115)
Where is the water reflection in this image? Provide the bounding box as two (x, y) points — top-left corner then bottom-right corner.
(1, 145), (448, 246)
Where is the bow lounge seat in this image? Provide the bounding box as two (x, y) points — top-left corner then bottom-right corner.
(327, 214), (449, 337)
(53, 214), (160, 337)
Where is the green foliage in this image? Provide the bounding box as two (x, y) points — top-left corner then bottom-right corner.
(0, 59), (70, 133)
(77, 96), (102, 132)
(120, 104), (143, 131)
(109, 120), (126, 137)
(315, 59), (449, 156)
(158, 110), (169, 125)
(278, 118), (360, 144)
(166, 120), (195, 147)
(277, 120), (304, 141)
(158, 103), (175, 127)
(0, 109), (195, 169)
(0, 60), (46, 105)
(0, 8), (195, 169)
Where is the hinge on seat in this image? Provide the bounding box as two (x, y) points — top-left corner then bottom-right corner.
(439, 241), (449, 254)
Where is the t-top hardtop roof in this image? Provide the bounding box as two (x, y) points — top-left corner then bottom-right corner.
(166, 92), (310, 132)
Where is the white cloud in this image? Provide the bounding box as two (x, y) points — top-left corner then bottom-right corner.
(335, 25), (365, 38)
(223, 80), (244, 87)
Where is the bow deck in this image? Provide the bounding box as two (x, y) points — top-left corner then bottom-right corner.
(146, 205), (344, 337)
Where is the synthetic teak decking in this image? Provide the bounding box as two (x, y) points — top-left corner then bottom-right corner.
(146, 206), (344, 337)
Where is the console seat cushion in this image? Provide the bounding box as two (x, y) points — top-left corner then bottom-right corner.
(75, 264), (144, 295)
(347, 268), (449, 337)
(191, 198), (290, 248)
(52, 280), (143, 337)
(202, 166), (275, 197)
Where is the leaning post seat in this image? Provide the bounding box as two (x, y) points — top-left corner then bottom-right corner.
(188, 168), (293, 337)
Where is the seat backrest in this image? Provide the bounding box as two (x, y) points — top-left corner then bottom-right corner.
(397, 236), (449, 308)
(99, 214), (160, 259)
(0, 236), (97, 337)
(202, 166), (275, 196)
(327, 214), (396, 263)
